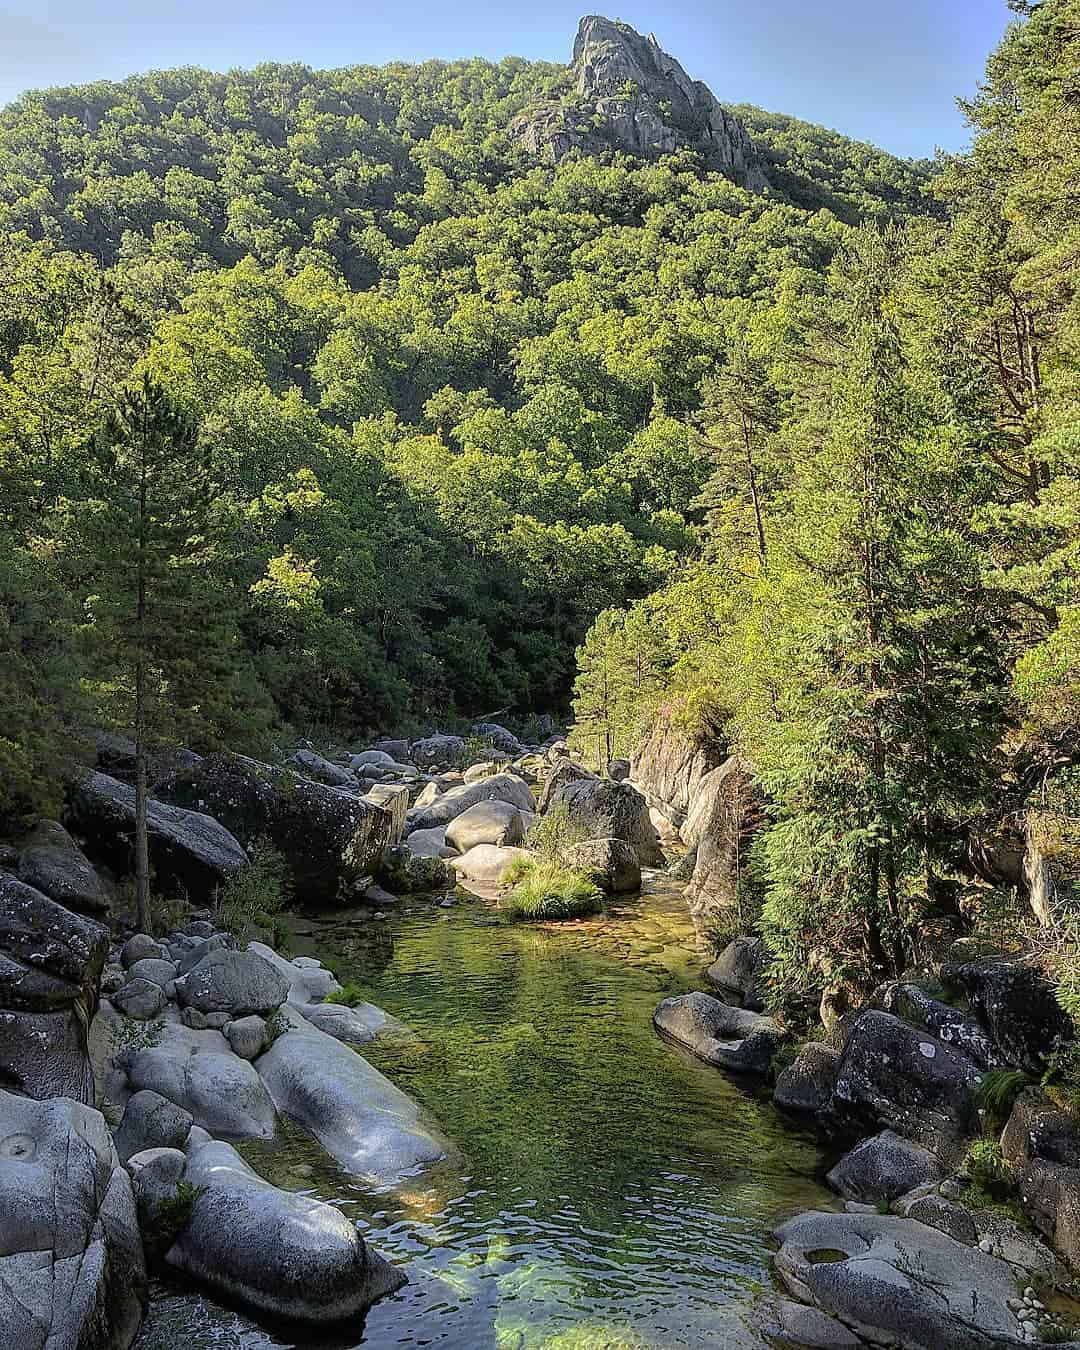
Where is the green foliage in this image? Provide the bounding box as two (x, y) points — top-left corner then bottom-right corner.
(110, 1015), (165, 1055)
(334, 982), (370, 1009)
(976, 1070), (1033, 1131)
(525, 800), (598, 862)
(501, 860), (604, 921)
(144, 1181), (206, 1257)
(214, 843), (292, 939)
(964, 1140), (1016, 1198)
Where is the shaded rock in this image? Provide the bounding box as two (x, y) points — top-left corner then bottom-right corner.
(874, 981), (1004, 1070)
(537, 758), (596, 813)
(225, 1014), (269, 1060)
(363, 782), (410, 845)
(827, 1130), (944, 1203)
(247, 941), (342, 1006)
(451, 844), (530, 885)
(546, 778), (663, 865)
(255, 1007), (451, 1189)
(1017, 1158), (1080, 1271)
(362, 882), (400, 909)
(607, 758), (631, 782)
(682, 758), (764, 945)
(561, 837), (641, 894)
(175, 933), (234, 976)
(68, 769), (249, 897)
(473, 722), (525, 756)
(0, 872), (108, 1101)
(772, 1299), (864, 1349)
(941, 957), (1074, 1073)
(371, 739), (410, 763)
(114, 1088), (193, 1165)
(378, 845), (453, 894)
(16, 819), (111, 914)
(1002, 1090), (1080, 1171)
(774, 1042), (841, 1117)
(299, 1000), (413, 1047)
(405, 825), (457, 859)
(126, 957), (177, 988)
(446, 800), (527, 852)
(289, 749), (354, 788)
(158, 752), (394, 905)
(706, 936), (768, 1011)
(410, 733), (465, 765)
(165, 1133), (405, 1323)
(349, 749), (396, 770)
(176, 947), (288, 1017)
(122, 933), (167, 968)
(113, 978), (167, 1021)
(409, 773), (535, 831)
(0, 1087), (145, 1350)
(629, 705), (725, 826)
(831, 1010), (982, 1152)
(774, 1210), (1024, 1350)
(653, 990), (786, 1075)
(125, 1021), (277, 1140)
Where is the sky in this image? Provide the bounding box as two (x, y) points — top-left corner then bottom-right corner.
(1, 0), (1012, 158)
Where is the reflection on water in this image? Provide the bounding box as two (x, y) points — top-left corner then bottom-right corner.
(136, 878), (834, 1349)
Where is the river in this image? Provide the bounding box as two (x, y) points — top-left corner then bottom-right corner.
(135, 876), (835, 1349)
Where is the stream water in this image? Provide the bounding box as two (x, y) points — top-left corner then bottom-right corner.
(135, 877), (836, 1349)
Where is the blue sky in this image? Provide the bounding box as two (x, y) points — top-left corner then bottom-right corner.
(1, 1), (1011, 157)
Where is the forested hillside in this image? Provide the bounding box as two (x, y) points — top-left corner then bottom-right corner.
(572, 0), (1080, 1007)
(0, 25), (929, 821)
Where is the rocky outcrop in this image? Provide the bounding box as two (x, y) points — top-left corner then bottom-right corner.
(827, 1130), (944, 1204)
(629, 706), (725, 828)
(653, 990), (786, 1075)
(873, 980), (1004, 1070)
(68, 770), (249, 898)
(0, 873), (108, 1101)
(408, 773), (535, 832)
(545, 778), (663, 865)
(0, 1087), (145, 1350)
(158, 752), (393, 904)
(940, 957), (1074, 1073)
(16, 819), (112, 914)
(158, 1131), (405, 1323)
(511, 16), (768, 190)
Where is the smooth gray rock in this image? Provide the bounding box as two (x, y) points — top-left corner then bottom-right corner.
(827, 1130), (944, 1203)
(404, 825), (457, 858)
(445, 799), (527, 852)
(706, 936), (769, 1011)
(121, 933), (167, 969)
(157, 752), (394, 905)
(0, 872), (108, 1101)
(68, 769), (249, 896)
(125, 1020), (277, 1140)
(653, 990), (786, 1075)
(16, 819), (111, 914)
(299, 999), (414, 1047)
(774, 1299), (864, 1349)
(114, 1088), (193, 1164)
(561, 837), (641, 894)
(126, 957), (177, 988)
(451, 844), (530, 885)
(409, 773), (535, 831)
(0, 1086), (145, 1350)
(164, 1134), (405, 1323)
(410, 733), (466, 765)
(546, 778), (663, 865)
(774, 1210), (1026, 1350)
(175, 933), (234, 976)
(289, 748), (355, 787)
(176, 948), (288, 1017)
(113, 978), (168, 1021)
(255, 1007), (450, 1190)
(473, 722), (525, 756)
(247, 941), (342, 1005)
(225, 1015), (269, 1060)
(774, 1042), (841, 1117)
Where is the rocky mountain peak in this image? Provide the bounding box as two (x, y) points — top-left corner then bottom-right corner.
(511, 15), (768, 190)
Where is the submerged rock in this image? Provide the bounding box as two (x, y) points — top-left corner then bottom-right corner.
(0, 1086), (145, 1350)
(162, 1132), (405, 1323)
(653, 990), (786, 1075)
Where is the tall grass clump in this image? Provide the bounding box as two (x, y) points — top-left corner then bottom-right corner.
(501, 858), (603, 921)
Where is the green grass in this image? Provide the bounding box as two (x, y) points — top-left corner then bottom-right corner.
(964, 1139), (1017, 1197)
(500, 860), (604, 922)
(334, 981), (370, 1008)
(976, 1069), (1032, 1130)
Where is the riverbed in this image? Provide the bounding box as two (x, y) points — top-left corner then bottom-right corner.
(135, 877), (835, 1349)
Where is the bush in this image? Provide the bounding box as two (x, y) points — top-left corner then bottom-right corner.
(964, 1139), (1016, 1198)
(334, 981), (369, 1008)
(501, 860), (604, 921)
(214, 841), (292, 939)
(526, 799), (605, 862)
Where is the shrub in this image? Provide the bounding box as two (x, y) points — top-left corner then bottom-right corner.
(964, 1139), (1016, 1198)
(214, 841), (292, 939)
(976, 1069), (1032, 1130)
(526, 799), (606, 863)
(145, 1180), (205, 1257)
(334, 981), (369, 1008)
(501, 860), (603, 921)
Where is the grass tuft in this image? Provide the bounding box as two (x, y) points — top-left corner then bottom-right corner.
(501, 860), (603, 922)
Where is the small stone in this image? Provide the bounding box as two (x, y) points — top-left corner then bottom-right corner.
(121, 933), (167, 969)
(978, 1237), (993, 1253)
(112, 978), (167, 1020)
(203, 1012), (230, 1030)
(225, 1015), (269, 1061)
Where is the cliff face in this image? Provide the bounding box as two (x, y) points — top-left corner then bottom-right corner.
(511, 16), (768, 190)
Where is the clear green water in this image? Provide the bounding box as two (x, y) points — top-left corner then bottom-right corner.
(136, 879), (835, 1349)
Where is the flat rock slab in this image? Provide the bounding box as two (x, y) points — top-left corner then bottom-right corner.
(774, 1210), (1027, 1349)
(255, 1007), (452, 1191)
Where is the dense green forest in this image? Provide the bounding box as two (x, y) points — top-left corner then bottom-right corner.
(0, 34), (930, 814)
(1, 0), (1077, 1008)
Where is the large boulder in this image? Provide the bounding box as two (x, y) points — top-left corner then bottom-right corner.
(255, 1007), (451, 1190)
(288, 749), (355, 788)
(410, 733), (466, 766)
(159, 1132), (404, 1323)
(940, 957), (1074, 1073)
(873, 981), (1004, 1070)
(774, 1042), (841, 1117)
(16, 819), (111, 915)
(445, 800), (527, 853)
(246, 941), (342, 1006)
(561, 838), (641, 894)
(537, 759), (596, 814)
(123, 1020), (278, 1140)
(653, 990), (786, 1075)
(175, 948), (289, 1017)
(774, 1210), (1027, 1350)
(546, 778), (663, 866)
(363, 782), (410, 845)
(1002, 1090), (1080, 1270)
(378, 846), (453, 893)
(114, 1088), (193, 1165)
(0, 1087), (145, 1350)
(473, 722), (525, 756)
(158, 752), (394, 905)
(705, 936), (769, 1011)
(831, 1010), (982, 1152)
(404, 826), (457, 859)
(0, 873), (108, 1101)
(827, 1130), (944, 1203)
(451, 845), (530, 885)
(682, 758), (764, 944)
(408, 774), (535, 832)
(629, 706), (725, 827)
(68, 769), (249, 898)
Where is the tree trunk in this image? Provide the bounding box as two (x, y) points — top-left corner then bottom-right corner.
(134, 403), (150, 934)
